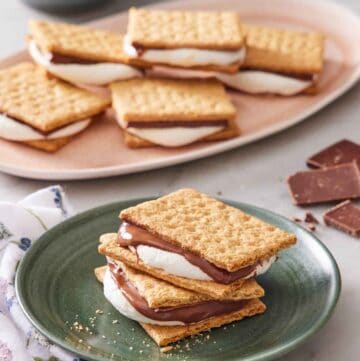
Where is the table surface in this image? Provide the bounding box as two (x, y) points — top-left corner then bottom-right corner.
(0, 1), (359, 360)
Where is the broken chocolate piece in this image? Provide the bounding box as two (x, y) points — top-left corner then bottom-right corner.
(324, 200), (360, 237)
(307, 139), (360, 168)
(304, 212), (319, 224)
(307, 224), (316, 232)
(287, 162), (360, 205)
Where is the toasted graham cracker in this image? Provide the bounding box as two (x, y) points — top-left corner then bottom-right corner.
(120, 189), (296, 272)
(0, 63), (109, 132)
(29, 20), (130, 64)
(242, 25), (324, 75)
(22, 136), (73, 152)
(141, 298), (266, 346)
(95, 265), (266, 347)
(98, 234), (265, 300)
(110, 78), (235, 125)
(127, 8), (244, 50)
(123, 119), (240, 148)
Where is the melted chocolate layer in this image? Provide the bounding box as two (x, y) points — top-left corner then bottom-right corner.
(118, 222), (257, 284)
(109, 263), (248, 323)
(127, 120), (228, 128)
(50, 53), (100, 65)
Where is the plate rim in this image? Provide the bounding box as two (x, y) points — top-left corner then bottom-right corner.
(15, 198), (342, 361)
(1, 0), (360, 180)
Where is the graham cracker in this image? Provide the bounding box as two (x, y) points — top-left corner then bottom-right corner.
(123, 119), (240, 148)
(242, 25), (324, 75)
(127, 8), (244, 50)
(120, 189), (296, 272)
(22, 136), (73, 152)
(110, 78), (236, 125)
(0, 63), (110, 132)
(141, 298), (266, 346)
(95, 265), (266, 347)
(29, 20), (130, 64)
(98, 233), (265, 300)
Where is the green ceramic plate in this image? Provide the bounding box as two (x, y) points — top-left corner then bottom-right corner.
(16, 199), (341, 361)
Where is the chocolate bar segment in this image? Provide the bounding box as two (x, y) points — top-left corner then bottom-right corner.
(307, 139), (360, 168)
(324, 200), (360, 237)
(287, 162), (360, 205)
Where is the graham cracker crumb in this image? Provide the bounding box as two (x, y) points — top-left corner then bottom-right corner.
(161, 345), (173, 353)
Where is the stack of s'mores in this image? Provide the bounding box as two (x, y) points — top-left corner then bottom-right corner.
(97, 189), (296, 347)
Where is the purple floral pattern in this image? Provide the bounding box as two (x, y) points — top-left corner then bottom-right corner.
(0, 341), (13, 361)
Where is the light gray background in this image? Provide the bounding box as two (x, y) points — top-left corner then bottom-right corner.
(0, 1), (359, 360)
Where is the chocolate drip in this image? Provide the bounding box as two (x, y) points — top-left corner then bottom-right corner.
(127, 120), (228, 128)
(50, 53), (100, 65)
(109, 263), (248, 323)
(118, 222), (257, 284)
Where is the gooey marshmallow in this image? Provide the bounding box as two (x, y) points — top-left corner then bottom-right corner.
(103, 266), (184, 326)
(132, 245), (277, 281)
(123, 36), (246, 68)
(216, 71), (313, 95)
(145, 67), (313, 95)
(29, 41), (142, 86)
(116, 115), (224, 147)
(0, 113), (91, 141)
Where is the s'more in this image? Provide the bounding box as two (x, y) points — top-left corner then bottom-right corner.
(95, 257), (266, 346)
(28, 20), (143, 86)
(0, 63), (110, 152)
(99, 189), (297, 299)
(216, 25), (325, 95)
(110, 78), (239, 148)
(123, 8), (245, 73)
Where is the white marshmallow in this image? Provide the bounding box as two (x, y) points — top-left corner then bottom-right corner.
(0, 113), (91, 141)
(29, 40), (142, 86)
(116, 114), (224, 147)
(216, 71), (313, 95)
(134, 245), (276, 281)
(123, 36), (246, 67)
(126, 126), (224, 147)
(103, 266), (184, 326)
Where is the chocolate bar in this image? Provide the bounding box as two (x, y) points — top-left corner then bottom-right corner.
(324, 200), (360, 237)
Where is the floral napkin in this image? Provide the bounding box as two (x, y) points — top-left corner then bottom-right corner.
(0, 186), (84, 361)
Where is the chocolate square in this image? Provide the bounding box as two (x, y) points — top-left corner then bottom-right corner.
(307, 139), (360, 168)
(287, 162), (360, 205)
(324, 200), (360, 237)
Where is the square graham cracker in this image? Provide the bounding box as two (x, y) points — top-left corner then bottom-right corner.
(94, 265), (266, 347)
(98, 233), (265, 300)
(110, 78), (236, 125)
(120, 189), (296, 272)
(122, 118), (240, 148)
(141, 298), (266, 346)
(29, 20), (129, 64)
(242, 25), (324, 75)
(0, 63), (110, 133)
(127, 8), (244, 50)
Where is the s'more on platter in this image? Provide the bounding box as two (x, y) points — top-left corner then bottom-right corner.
(97, 189), (297, 346)
(110, 77), (239, 148)
(216, 25), (325, 95)
(27, 20), (143, 86)
(123, 7), (246, 73)
(0, 62), (109, 152)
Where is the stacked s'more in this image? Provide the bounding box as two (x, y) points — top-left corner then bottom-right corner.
(28, 20), (143, 86)
(216, 25), (325, 95)
(0, 63), (109, 152)
(97, 189), (296, 346)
